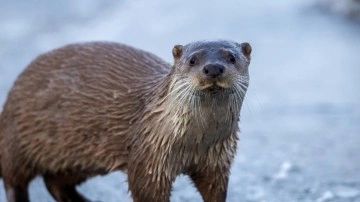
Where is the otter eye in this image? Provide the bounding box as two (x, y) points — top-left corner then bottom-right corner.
(189, 56), (197, 66)
(228, 54), (236, 64)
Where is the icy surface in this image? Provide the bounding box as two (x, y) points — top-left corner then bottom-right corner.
(0, 0), (360, 201)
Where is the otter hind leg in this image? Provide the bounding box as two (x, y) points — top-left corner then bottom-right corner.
(2, 172), (33, 202)
(43, 175), (91, 202)
(3, 182), (31, 202)
(1, 162), (34, 202)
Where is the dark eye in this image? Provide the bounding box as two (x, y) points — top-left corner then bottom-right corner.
(228, 54), (236, 64)
(189, 56), (197, 66)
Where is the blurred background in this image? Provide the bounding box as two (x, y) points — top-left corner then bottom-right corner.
(0, 0), (359, 201)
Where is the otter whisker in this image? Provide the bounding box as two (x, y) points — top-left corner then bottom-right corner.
(225, 98), (232, 130)
(238, 82), (248, 92)
(232, 83), (244, 114)
(171, 86), (192, 112)
(171, 85), (191, 104)
(193, 90), (206, 129)
(169, 80), (189, 95)
(167, 78), (192, 102)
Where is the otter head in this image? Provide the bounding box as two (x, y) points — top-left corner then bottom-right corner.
(168, 40), (252, 137)
(171, 40), (251, 100)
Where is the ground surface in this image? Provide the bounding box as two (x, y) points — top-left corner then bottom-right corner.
(0, 0), (359, 201)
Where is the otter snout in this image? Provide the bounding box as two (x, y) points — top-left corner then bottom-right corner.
(203, 64), (224, 78)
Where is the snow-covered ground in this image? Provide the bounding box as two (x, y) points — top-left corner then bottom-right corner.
(0, 0), (360, 201)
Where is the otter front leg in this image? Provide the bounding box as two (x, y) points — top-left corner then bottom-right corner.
(189, 168), (229, 202)
(128, 159), (175, 202)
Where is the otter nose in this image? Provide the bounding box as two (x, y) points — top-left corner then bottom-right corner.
(203, 64), (224, 78)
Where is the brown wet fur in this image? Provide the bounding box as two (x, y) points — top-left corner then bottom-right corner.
(0, 40), (251, 202)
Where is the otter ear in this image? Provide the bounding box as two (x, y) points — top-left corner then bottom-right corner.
(240, 42), (252, 58)
(172, 45), (183, 59)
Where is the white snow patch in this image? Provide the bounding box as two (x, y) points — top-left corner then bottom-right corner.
(273, 161), (293, 180)
(316, 191), (335, 202)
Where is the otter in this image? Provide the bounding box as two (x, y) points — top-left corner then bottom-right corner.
(0, 40), (252, 202)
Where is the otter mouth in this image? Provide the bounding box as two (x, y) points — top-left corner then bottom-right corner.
(204, 85), (227, 94)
